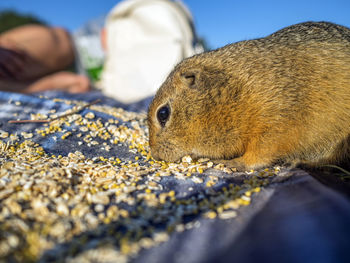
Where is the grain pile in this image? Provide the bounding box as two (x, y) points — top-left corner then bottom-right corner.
(0, 99), (280, 262)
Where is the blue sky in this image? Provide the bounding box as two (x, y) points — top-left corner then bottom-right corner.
(1, 0), (350, 49)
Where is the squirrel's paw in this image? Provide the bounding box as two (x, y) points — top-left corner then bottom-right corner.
(213, 158), (250, 172)
(214, 157), (269, 172)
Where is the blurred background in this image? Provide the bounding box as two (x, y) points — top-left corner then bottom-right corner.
(1, 0), (349, 49)
(1, 0), (349, 87)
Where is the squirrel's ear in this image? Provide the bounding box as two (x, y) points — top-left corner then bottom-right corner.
(181, 71), (200, 89)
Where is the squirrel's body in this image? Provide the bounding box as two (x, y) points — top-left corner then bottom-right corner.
(148, 22), (350, 171)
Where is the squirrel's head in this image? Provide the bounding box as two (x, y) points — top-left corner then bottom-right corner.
(147, 57), (243, 162)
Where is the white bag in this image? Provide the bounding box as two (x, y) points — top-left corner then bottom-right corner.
(100, 0), (203, 103)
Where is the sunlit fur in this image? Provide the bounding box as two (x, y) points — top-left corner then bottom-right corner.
(148, 22), (350, 171)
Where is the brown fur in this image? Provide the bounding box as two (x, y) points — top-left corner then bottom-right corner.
(147, 22), (350, 171)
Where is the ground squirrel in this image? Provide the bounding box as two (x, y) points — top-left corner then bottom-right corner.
(147, 22), (350, 171)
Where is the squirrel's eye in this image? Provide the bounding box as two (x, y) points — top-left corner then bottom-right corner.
(157, 105), (170, 127)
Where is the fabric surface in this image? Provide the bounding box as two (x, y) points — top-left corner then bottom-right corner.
(0, 90), (349, 263)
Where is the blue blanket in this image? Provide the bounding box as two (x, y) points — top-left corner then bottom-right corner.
(0, 90), (349, 263)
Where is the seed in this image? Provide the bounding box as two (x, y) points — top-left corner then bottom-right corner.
(218, 210), (237, 220)
(85, 112), (95, 119)
(182, 155), (193, 164)
(56, 202), (69, 216)
(204, 211), (217, 219)
(7, 235), (19, 248)
(91, 194), (110, 205)
(21, 132), (33, 139)
(0, 130), (9, 138)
